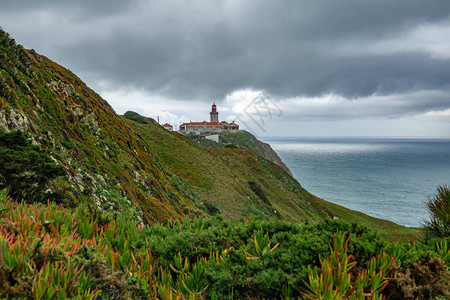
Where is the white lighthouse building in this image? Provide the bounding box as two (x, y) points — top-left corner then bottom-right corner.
(179, 103), (239, 134)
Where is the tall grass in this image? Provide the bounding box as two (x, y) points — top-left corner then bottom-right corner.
(424, 185), (450, 240)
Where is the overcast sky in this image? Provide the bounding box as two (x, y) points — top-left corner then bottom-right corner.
(1, 0), (450, 137)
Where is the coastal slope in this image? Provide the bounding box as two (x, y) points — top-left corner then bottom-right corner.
(124, 113), (419, 239)
(0, 29), (417, 238)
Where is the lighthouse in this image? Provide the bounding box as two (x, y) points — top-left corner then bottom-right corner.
(179, 103), (239, 133)
(210, 103), (219, 123)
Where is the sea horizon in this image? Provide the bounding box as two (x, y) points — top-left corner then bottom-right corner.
(261, 136), (450, 227)
(262, 135), (450, 139)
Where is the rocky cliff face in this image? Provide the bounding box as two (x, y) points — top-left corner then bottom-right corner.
(252, 138), (292, 176)
(219, 131), (292, 175)
(0, 29), (206, 223)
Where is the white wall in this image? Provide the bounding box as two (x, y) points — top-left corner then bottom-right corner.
(205, 134), (219, 143)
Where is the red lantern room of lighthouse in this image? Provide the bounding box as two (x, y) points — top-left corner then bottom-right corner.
(210, 103), (219, 123)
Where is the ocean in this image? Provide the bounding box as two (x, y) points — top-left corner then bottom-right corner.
(263, 137), (450, 227)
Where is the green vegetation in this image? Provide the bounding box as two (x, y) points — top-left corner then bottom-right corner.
(0, 28), (206, 223)
(219, 131), (281, 165)
(0, 130), (64, 203)
(301, 234), (394, 299)
(2, 28), (444, 298)
(122, 111), (150, 124)
(0, 27), (419, 240)
(123, 114), (419, 240)
(0, 191), (448, 299)
(189, 130), (292, 175)
(424, 185), (450, 240)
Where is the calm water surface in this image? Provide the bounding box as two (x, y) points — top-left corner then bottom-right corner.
(263, 137), (450, 227)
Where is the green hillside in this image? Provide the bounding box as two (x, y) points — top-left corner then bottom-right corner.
(124, 114), (419, 240)
(0, 29), (205, 223)
(0, 29), (418, 239)
(189, 130), (292, 175)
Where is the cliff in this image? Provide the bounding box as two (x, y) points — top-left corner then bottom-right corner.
(219, 131), (292, 175)
(0, 29), (417, 238)
(0, 29), (204, 223)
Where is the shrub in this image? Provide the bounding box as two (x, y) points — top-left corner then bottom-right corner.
(0, 130), (64, 203)
(384, 255), (450, 299)
(424, 185), (450, 240)
(0, 191), (448, 299)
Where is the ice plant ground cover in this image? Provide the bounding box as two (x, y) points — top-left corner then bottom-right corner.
(0, 189), (448, 299)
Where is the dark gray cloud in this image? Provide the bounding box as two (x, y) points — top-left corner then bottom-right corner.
(0, 0), (135, 15)
(275, 90), (450, 122)
(1, 0), (450, 108)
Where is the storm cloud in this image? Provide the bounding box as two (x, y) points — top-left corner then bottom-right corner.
(1, 0), (450, 136)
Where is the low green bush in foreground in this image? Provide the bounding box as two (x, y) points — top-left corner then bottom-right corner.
(0, 189), (448, 299)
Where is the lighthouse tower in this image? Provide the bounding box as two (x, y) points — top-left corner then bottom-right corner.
(210, 103), (219, 123)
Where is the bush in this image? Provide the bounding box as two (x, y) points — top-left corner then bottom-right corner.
(0, 130), (64, 202)
(384, 255), (450, 300)
(0, 193), (448, 299)
(424, 185), (450, 240)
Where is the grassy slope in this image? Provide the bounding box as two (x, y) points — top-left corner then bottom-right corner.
(125, 117), (314, 222)
(219, 131), (292, 175)
(124, 115), (419, 240)
(0, 29), (418, 239)
(0, 30), (205, 223)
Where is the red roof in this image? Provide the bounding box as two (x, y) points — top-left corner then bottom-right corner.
(162, 123), (173, 127)
(180, 121), (222, 126)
